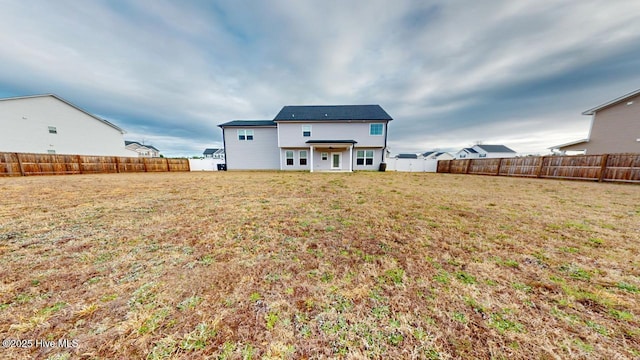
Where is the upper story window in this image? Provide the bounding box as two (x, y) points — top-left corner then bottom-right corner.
(48, 126), (57, 134)
(302, 125), (311, 137)
(238, 129), (254, 141)
(479, 153), (487, 158)
(369, 123), (383, 136)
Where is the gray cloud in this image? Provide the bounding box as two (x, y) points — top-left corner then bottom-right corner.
(1, 0), (639, 156)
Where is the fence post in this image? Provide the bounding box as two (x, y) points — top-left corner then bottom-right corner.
(15, 153), (25, 176)
(598, 154), (609, 182)
(143, 158), (148, 172)
(496, 158), (503, 176)
(465, 159), (472, 174)
(115, 157), (120, 173)
(536, 156), (545, 178)
(76, 155), (84, 174)
(165, 158), (171, 172)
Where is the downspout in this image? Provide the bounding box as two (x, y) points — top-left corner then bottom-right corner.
(221, 126), (228, 170)
(382, 121), (389, 163)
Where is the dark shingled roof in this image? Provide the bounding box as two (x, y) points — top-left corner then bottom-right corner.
(203, 148), (220, 155)
(422, 151), (435, 157)
(125, 141), (159, 152)
(397, 153), (418, 159)
(462, 147), (478, 154)
(475, 144), (516, 153)
(218, 120), (276, 127)
(274, 105), (392, 121)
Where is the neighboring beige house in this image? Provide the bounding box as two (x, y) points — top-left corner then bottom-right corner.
(551, 88), (640, 154)
(0, 94), (131, 156)
(125, 141), (160, 157)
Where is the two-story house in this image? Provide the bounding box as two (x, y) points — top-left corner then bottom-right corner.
(550, 88), (640, 154)
(218, 105), (393, 171)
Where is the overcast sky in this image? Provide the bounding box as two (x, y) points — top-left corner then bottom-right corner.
(1, 0), (640, 157)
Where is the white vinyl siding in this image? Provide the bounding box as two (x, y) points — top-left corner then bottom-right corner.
(0, 95), (130, 156)
(224, 127), (279, 170)
(277, 122), (387, 147)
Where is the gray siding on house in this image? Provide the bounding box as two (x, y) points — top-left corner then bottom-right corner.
(560, 92), (640, 154)
(223, 127), (279, 170)
(277, 122), (386, 148)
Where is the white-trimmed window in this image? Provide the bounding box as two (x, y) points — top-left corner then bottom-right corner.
(299, 150), (308, 165)
(302, 125), (311, 137)
(356, 150), (374, 165)
(479, 153), (487, 158)
(48, 126), (57, 134)
(369, 123), (383, 136)
(47, 150), (56, 154)
(286, 150), (294, 165)
(321, 152), (328, 161)
(238, 129), (254, 141)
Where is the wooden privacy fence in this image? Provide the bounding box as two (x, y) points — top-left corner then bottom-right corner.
(437, 153), (640, 183)
(0, 152), (190, 176)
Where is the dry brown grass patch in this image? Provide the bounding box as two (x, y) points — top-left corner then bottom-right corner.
(0, 172), (638, 359)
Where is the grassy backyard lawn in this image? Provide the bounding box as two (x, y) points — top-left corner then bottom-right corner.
(0, 172), (639, 359)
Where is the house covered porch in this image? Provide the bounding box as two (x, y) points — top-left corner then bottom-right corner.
(306, 140), (357, 172)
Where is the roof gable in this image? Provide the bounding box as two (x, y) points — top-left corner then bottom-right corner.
(274, 105), (392, 121)
(582, 88), (640, 115)
(0, 94), (126, 134)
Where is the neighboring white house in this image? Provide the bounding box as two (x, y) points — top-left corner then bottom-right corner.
(422, 151), (455, 160)
(219, 105), (393, 171)
(0, 94), (131, 156)
(386, 151), (454, 172)
(203, 148), (225, 160)
(455, 144), (516, 159)
(125, 141), (160, 157)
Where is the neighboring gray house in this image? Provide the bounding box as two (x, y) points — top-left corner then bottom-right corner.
(203, 148), (225, 159)
(219, 105), (393, 171)
(550, 88), (640, 154)
(455, 144), (516, 159)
